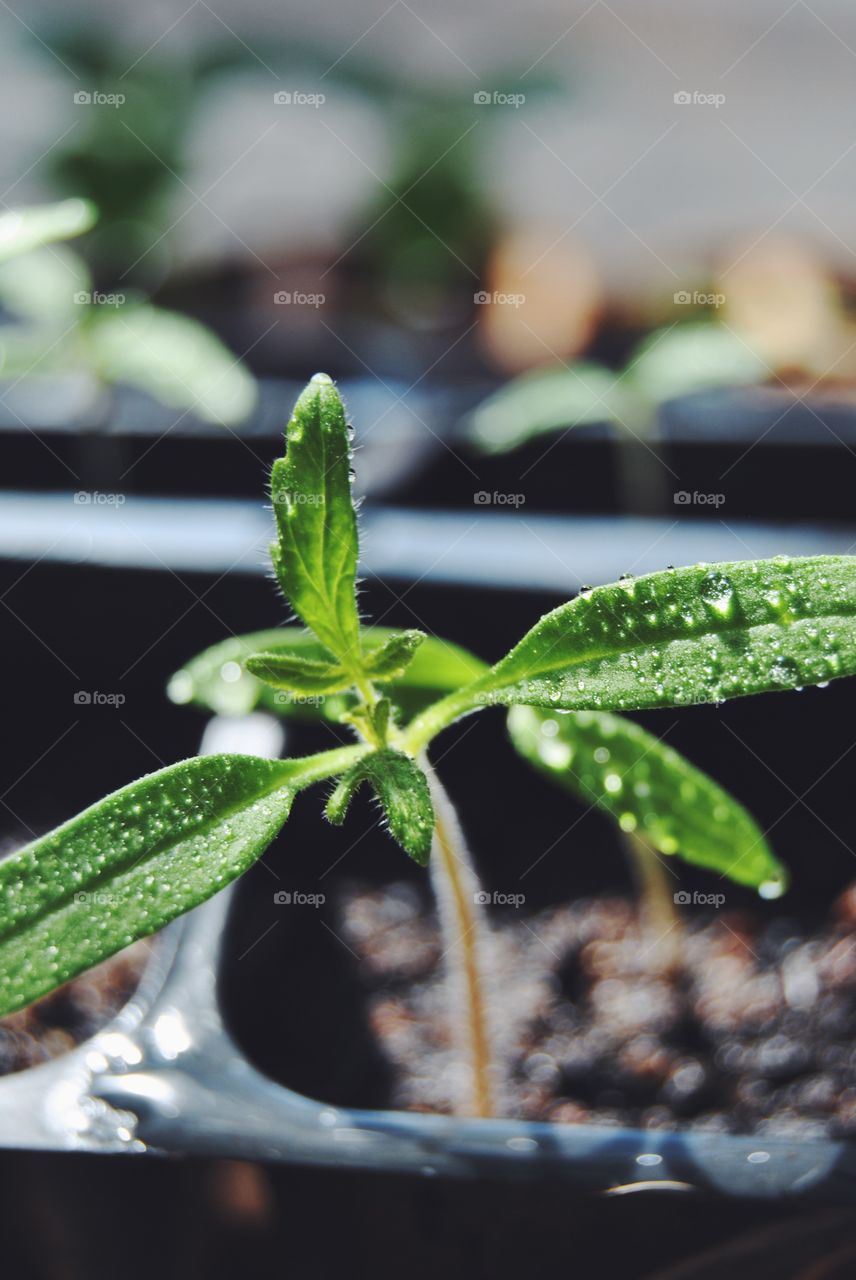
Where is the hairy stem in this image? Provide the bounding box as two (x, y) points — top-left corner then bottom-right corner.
(402, 688), (480, 756)
(625, 832), (682, 972)
(422, 757), (498, 1118)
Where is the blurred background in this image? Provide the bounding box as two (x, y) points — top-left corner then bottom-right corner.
(4, 2), (856, 1276)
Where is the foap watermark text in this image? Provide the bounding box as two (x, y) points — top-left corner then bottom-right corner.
(674, 890), (725, 908)
(274, 90), (325, 108)
(474, 90), (525, 108)
(474, 290), (525, 307)
(674, 490), (725, 508)
(74, 691), (125, 707)
(274, 890), (325, 906)
(674, 290), (725, 308)
(673, 90), (725, 109)
(474, 890), (525, 908)
(474, 490), (525, 507)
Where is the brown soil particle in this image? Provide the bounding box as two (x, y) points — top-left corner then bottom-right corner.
(0, 943), (149, 1076)
(340, 883), (856, 1136)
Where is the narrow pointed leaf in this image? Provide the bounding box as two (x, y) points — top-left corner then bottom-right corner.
(0, 199), (96, 263)
(326, 770), (362, 826)
(508, 706), (786, 893)
(0, 753), (330, 1017)
(625, 323), (767, 406)
(245, 649), (349, 695)
(326, 749), (434, 865)
(168, 627), (486, 721)
(465, 556), (856, 714)
(271, 373), (361, 665)
(468, 362), (624, 453)
(87, 304), (256, 425)
(363, 629), (426, 680)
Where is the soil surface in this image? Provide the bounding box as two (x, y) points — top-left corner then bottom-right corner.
(0, 943), (149, 1075)
(341, 882), (856, 1135)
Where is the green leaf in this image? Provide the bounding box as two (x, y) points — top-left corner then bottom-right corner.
(466, 325), (769, 457)
(339, 696), (395, 744)
(243, 630), (426, 696)
(244, 649), (350, 695)
(625, 323), (767, 406)
(362, 629), (426, 680)
(466, 556), (856, 714)
(168, 626), (487, 721)
(271, 373), (361, 666)
(0, 752), (335, 1017)
(0, 199), (96, 263)
(468, 362), (623, 453)
(0, 245), (91, 325)
(507, 706), (786, 893)
(86, 303), (257, 425)
(326, 749), (434, 865)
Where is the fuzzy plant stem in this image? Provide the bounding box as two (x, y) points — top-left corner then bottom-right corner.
(614, 406), (669, 516)
(625, 832), (683, 972)
(421, 756), (498, 1118)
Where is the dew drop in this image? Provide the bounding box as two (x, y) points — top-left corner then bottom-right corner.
(167, 672), (193, 704)
(770, 656), (799, 685)
(699, 570), (735, 617)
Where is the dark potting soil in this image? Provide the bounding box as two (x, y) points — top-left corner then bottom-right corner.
(339, 881), (856, 1136)
(0, 943), (149, 1076)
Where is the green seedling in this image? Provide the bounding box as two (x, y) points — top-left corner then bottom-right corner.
(466, 322), (769, 513)
(0, 201), (255, 425)
(4, 373), (856, 1118)
(466, 323), (767, 456)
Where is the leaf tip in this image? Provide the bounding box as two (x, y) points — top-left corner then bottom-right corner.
(325, 773), (356, 826)
(758, 869), (788, 900)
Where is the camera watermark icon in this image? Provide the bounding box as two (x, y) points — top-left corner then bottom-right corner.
(273, 890), (326, 906)
(73, 491), (125, 506)
(474, 289), (525, 307)
(674, 289), (725, 308)
(273, 290), (325, 308)
(73, 691), (126, 707)
(674, 890), (725, 908)
(473, 490), (525, 508)
(74, 290), (125, 307)
(73, 90), (125, 108)
(273, 90), (325, 108)
(673, 90), (725, 109)
(473, 90), (526, 108)
(474, 890), (526, 908)
(74, 890), (121, 906)
(673, 490), (725, 508)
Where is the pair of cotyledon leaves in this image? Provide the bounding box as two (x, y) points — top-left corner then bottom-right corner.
(3, 373), (856, 1017)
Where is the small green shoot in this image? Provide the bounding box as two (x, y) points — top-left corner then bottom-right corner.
(4, 373), (856, 1118)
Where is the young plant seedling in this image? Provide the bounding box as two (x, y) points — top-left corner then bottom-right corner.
(5, 373), (856, 1118)
(0, 201), (255, 425)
